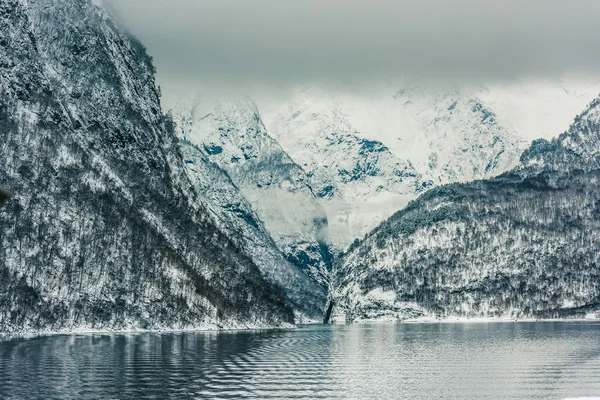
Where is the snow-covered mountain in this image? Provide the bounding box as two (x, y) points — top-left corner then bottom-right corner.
(260, 82), (600, 249)
(163, 80), (600, 254)
(327, 95), (600, 322)
(179, 140), (326, 320)
(0, 0), (302, 332)
(259, 87), (430, 250)
(169, 97), (333, 287)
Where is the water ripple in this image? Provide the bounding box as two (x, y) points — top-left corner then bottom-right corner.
(0, 322), (599, 399)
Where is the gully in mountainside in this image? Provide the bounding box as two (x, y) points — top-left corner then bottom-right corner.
(0, 188), (11, 208)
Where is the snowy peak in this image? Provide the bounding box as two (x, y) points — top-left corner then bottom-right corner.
(390, 84), (526, 184)
(262, 87), (429, 249)
(186, 99), (269, 161)
(169, 96), (333, 287)
(174, 97), (312, 190)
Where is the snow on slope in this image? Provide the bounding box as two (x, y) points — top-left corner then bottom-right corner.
(169, 96), (333, 287)
(259, 87), (429, 250)
(161, 79), (600, 254)
(179, 140), (326, 320)
(328, 94), (600, 322)
(0, 0), (296, 333)
(259, 80), (600, 249)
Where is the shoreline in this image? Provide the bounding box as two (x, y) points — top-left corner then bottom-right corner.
(338, 315), (600, 325)
(3, 316), (600, 339)
(0, 322), (297, 340)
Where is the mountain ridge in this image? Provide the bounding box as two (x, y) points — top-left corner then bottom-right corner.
(328, 93), (600, 322)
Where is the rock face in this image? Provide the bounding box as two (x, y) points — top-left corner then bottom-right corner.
(0, 0), (296, 333)
(170, 97), (334, 287)
(329, 96), (600, 322)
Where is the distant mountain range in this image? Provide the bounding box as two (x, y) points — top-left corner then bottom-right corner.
(258, 83), (600, 249)
(166, 80), (600, 253)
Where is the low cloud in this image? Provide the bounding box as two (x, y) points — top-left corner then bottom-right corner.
(109, 0), (600, 87)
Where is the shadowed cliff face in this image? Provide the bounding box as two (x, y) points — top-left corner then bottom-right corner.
(329, 96), (600, 322)
(0, 189), (11, 208)
(0, 0), (295, 333)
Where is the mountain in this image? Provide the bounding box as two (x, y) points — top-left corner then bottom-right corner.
(389, 84), (525, 183)
(162, 81), (599, 256)
(178, 140), (326, 320)
(169, 97), (334, 287)
(260, 83), (600, 249)
(260, 87), (430, 251)
(328, 95), (600, 322)
(0, 0), (297, 333)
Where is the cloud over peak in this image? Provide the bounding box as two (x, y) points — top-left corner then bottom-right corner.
(110, 0), (600, 86)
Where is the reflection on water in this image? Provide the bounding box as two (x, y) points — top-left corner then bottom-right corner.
(1, 322), (599, 399)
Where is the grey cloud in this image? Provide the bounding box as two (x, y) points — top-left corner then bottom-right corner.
(108, 0), (600, 85)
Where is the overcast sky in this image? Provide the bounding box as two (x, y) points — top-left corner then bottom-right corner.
(109, 0), (600, 88)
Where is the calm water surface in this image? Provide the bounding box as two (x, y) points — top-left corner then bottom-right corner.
(1, 322), (599, 399)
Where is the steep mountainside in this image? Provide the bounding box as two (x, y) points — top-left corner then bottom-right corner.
(170, 97), (333, 286)
(328, 96), (600, 322)
(0, 0), (295, 333)
(179, 140), (326, 320)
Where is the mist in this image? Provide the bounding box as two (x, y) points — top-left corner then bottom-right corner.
(108, 0), (600, 90)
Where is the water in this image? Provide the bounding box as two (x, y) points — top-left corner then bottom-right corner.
(1, 322), (599, 399)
